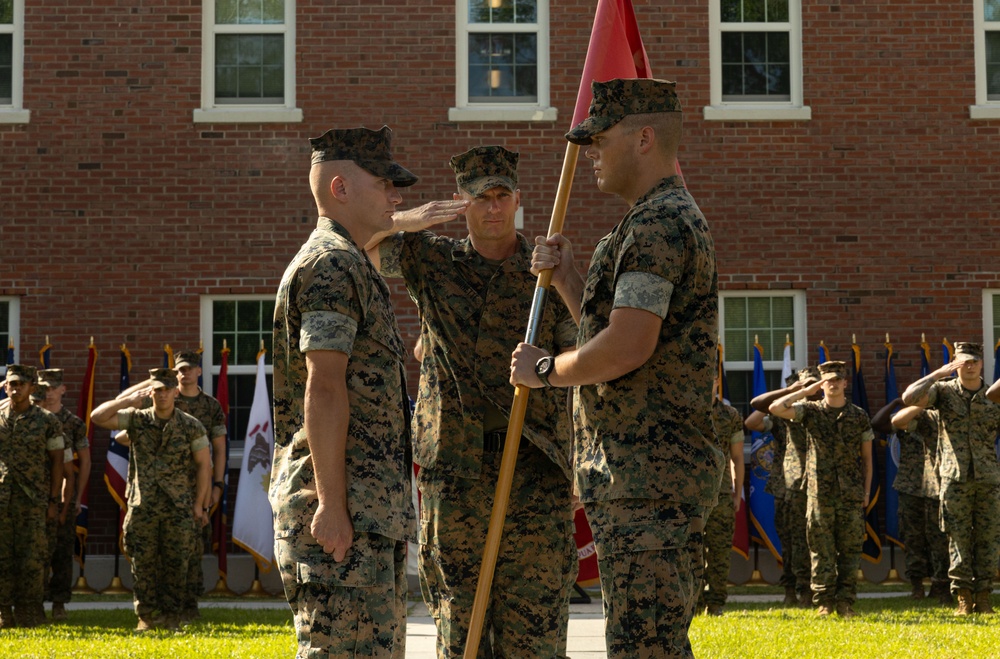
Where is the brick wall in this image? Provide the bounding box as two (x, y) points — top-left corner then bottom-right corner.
(2, 0), (999, 551)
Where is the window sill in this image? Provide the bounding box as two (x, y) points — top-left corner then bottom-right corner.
(192, 107), (304, 124)
(0, 109), (31, 124)
(702, 105), (812, 122)
(969, 105), (1000, 120)
(448, 106), (558, 123)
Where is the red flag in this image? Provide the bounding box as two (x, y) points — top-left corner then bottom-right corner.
(212, 344), (231, 579)
(573, 508), (600, 587)
(571, 0), (651, 127)
(74, 339), (98, 565)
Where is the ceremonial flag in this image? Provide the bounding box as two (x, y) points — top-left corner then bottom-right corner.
(817, 341), (829, 365)
(212, 344), (232, 581)
(717, 342), (748, 557)
(196, 345), (205, 389)
(884, 339), (902, 547)
(573, 508), (600, 587)
(920, 338), (932, 377)
(103, 345), (131, 514)
(748, 341), (781, 560)
(232, 349), (275, 570)
(780, 340), (793, 388)
(74, 339), (97, 566)
(163, 343), (174, 369)
(852, 341), (881, 563)
(942, 338), (953, 365)
(994, 339), (1000, 384)
(39, 339), (52, 368)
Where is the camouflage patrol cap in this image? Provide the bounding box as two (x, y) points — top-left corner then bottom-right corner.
(5, 364), (36, 383)
(797, 366), (821, 384)
(566, 78), (682, 145)
(449, 146), (519, 196)
(309, 126), (418, 187)
(954, 342), (983, 362)
(31, 383), (49, 402)
(785, 370), (799, 386)
(173, 351), (201, 369)
(818, 361), (848, 381)
(37, 368), (64, 387)
(148, 367), (179, 389)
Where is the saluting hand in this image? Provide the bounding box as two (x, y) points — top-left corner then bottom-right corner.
(392, 199), (469, 230)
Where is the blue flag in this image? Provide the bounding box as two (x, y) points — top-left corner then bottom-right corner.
(942, 339), (953, 366)
(852, 343), (882, 563)
(920, 340), (932, 378)
(817, 341), (829, 364)
(884, 341), (901, 547)
(748, 342), (781, 560)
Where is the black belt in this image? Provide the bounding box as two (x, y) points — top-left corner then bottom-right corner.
(483, 430), (507, 453)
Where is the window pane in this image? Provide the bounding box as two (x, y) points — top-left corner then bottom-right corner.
(767, 0), (789, 22)
(744, 0), (765, 22)
(514, 66), (537, 96)
(237, 67), (262, 98)
(216, 0), (238, 24)
(0, 35), (10, 103)
(722, 31), (790, 99)
(725, 296), (748, 329)
(238, 0), (262, 24)
(0, 0), (11, 24)
(238, 35), (262, 65)
(262, 65), (284, 96)
(491, 1), (514, 23)
(994, 294), (1000, 330)
(237, 300), (262, 332)
(213, 301), (236, 332)
(721, 0), (741, 23)
(987, 0), (1000, 21)
(726, 369), (781, 418)
(468, 33), (536, 100)
(262, 0), (284, 24)
(469, 0), (491, 23)
(989, 32), (1000, 97)
(515, 0), (537, 23)
(216, 67), (238, 97)
(747, 296), (770, 328)
(216, 36), (238, 65)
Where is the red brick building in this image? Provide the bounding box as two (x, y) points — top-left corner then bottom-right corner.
(2, 0), (999, 569)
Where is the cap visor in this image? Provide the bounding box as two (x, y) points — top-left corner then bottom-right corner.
(360, 160), (419, 187)
(565, 115), (618, 145)
(462, 176), (516, 196)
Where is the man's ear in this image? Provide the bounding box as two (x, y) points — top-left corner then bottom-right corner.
(330, 175), (349, 201)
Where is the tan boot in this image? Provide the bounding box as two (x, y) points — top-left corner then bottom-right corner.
(817, 603), (834, 616)
(51, 602), (67, 621)
(836, 601), (858, 619)
(134, 616), (158, 633)
(782, 587), (798, 606)
(909, 579), (925, 599)
(954, 589), (974, 616)
(974, 591), (994, 614)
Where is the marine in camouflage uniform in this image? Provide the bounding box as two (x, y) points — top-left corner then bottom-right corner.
(0, 365), (65, 629)
(271, 126), (416, 657)
(36, 369), (89, 619)
(371, 145), (578, 658)
(891, 407), (950, 601)
(749, 367), (819, 606)
(907, 342), (1000, 615)
(90, 368), (212, 631)
(699, 398), (744, 614)
(172, 351), (228, 621)
(511, 78), (721, 658)
(770, 361), (873, 617)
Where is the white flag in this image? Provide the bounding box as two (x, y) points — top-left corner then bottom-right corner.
(781, 342), (793, 386)
(232, 351), (275, 570)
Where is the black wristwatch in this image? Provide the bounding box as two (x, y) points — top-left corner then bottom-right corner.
(535, 356), (555, 387)
(213, 481), (225, 490)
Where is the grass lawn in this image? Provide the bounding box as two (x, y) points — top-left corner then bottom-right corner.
(691, 593), (1000, 659)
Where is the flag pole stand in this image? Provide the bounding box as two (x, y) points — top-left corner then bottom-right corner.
(747, 545), (766, 584)
(243, 565), (271, 598)
(883, 544), (903, 583)
(72, 546), (99, 595)
(208, 576), (237, 597)
(101, 536), (130, 594)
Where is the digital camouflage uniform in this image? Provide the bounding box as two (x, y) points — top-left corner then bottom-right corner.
(175, 389), (226, 614)
(47, 406), (87, 606)
(700, 400), (744, 609)
(568, 131), (719, 659)
(120, 406), (207, 620)
(790, 399), (873, 607)
(894, 409), (949, 589)
(0, 401), (64, 621)
(272, 216), (415, 658)
(923, 378), (1000, 594)
(379, 147), (578, 658)
(761, 415), (811, 598)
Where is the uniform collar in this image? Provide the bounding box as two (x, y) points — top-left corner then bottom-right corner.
(450, 234), (532, 272)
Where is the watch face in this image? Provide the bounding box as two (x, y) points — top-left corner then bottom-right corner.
(536, 356), (553, 376)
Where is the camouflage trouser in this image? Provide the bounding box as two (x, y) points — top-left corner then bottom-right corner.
(700, 491), (734, 606)
(779, 489), (810, 595)
(183, 521), (211, 611)
(417, 441), (576, 659)
(806, 494), (864, 606)
(939, 479), (1000, 593)
(897, 492), (949, 585)
(588, 499), (705, 659)
(0, 489), (47, 608)
(46, 512), (76, 603)
(123, 498), (196, 618)
(275, 534), (407, 659)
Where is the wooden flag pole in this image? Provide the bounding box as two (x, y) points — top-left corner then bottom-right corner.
(463, 142), (580, 658)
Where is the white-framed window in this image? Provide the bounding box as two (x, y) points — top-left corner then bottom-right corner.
(720, 290), (807, 415)
(982, 290), (1000, 382)
(200, 296), (274, 468)
(193, 0), (303, 124)
(971, 0), (1000, 119)
(449, 0), (557, 123)
(0, 0), (29, 124)
(0, 296), (20, 378)
(704, 0), (810, 122)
